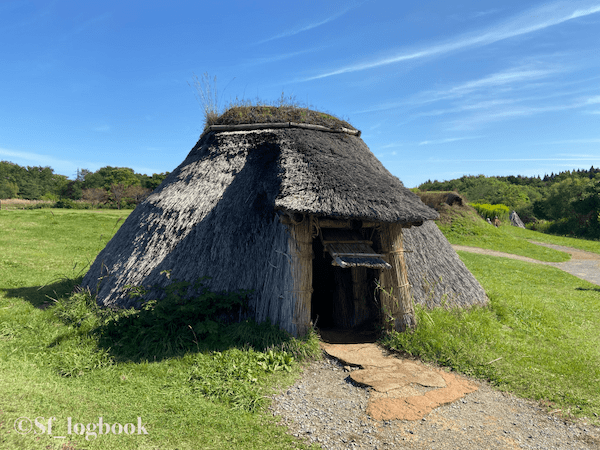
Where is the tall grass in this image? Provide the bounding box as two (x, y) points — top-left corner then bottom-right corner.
(189, 72), (353, 132)
(470, 202), (510, 222)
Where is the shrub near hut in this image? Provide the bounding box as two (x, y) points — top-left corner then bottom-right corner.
(471, 203), (509, 223)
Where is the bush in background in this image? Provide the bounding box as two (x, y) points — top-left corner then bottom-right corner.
(470, 203), (509, 222)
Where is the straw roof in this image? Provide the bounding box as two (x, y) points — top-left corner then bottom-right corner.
(403, 220), (488, 308)
(82, 126), (437, 311)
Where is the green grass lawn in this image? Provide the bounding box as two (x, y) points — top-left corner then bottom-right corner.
(383, 209), (600, 423)
(0, 210), (318, 450)
(383, 252), (600, 422)
(502, 224), (600, 255)
(436, 208), (572, 262)
(2, 207), (599, 450)
(0, 210), (129, 305)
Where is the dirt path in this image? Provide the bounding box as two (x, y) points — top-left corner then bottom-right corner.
(452, 243), (600, 286)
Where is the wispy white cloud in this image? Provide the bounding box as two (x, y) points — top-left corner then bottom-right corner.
(379, 142), (403, 149)
(243, 48), (322, 66)
(431, 68), (557, 100)
(539, 139), (600, 144)
(415, 99), (518, 119)
(301, 1), (600, 81)
(93, 125), (111, 132)
(449, 8), (503, 22)
(355, 66), (559, 114)
(586, 95), (600, 104)
(418, 136), (484, 146)
(448, 94), (600, 129)
(0, 147), (82, 175)
(255, 1), (366, 45)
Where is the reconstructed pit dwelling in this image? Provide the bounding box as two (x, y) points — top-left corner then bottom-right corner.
(82, 106), (487, 336)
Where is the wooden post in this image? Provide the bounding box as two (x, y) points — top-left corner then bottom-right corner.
(288, 218), (313, 336)
(378, 223), (416, 332)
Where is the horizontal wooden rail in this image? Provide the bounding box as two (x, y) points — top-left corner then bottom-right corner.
(208, 122), (361, 136)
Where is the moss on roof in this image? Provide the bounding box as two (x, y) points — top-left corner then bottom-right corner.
(208, 105), (356, 131)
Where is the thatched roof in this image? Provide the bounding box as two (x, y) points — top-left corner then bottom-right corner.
(82, 126), (437, 310)
(403, 220), (488, 308)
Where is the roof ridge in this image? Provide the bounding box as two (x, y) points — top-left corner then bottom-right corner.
(208, 121), (361, 137)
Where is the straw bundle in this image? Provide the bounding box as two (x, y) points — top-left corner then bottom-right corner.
(377, 223), (415, 331)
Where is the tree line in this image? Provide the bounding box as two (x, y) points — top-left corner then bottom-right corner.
(419, 166), (600, 239)
(0, 161), (169, 209)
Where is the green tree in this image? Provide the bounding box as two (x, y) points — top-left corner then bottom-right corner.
(0, 180), (18, 199)
(137, 172), (169, 190)
(533, 177), (589, 221)
(95, 167), (140, 190)
(59, 180), (83, 200)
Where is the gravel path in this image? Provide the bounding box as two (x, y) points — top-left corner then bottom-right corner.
(271, 242), (600, 449)
(271, 356), (600, 450)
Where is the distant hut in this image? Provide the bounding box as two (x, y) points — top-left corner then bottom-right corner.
(82, 106), (441, 336)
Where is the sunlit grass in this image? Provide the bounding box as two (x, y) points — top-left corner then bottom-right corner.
(382, 250), (600, 423)
(0, 210), (318, 450)
(436, 209), (570, 262)
(503, 224), (600, 255)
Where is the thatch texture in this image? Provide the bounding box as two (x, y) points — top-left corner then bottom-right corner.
(273, 128), (438, 223)
(82, 127), (436, 335)
(402, 221), (488, 308)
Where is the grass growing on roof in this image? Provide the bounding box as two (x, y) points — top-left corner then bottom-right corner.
(0, 210), (320, 450)
(191, 72), (355, 132)
(211, 104), (356, 131)
(382, 251), (600, 423)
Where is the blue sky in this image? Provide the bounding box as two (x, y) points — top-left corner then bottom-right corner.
(1, 0), (599, 188)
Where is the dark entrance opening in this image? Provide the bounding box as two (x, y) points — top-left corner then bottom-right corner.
(311, 233), (381, 343)
(311, 237), (336, 328)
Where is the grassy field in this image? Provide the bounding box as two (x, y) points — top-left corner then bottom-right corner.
(384, 209), (600, 423)
(436, 206), (571, 261)
(502, 224), (600, 254)
(0, 210), (319, 450)
(2, 208), (599, 450)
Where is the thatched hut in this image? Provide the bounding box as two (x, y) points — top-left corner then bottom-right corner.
(82, 107), (442, 336)
(403, 221), (488, 308)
